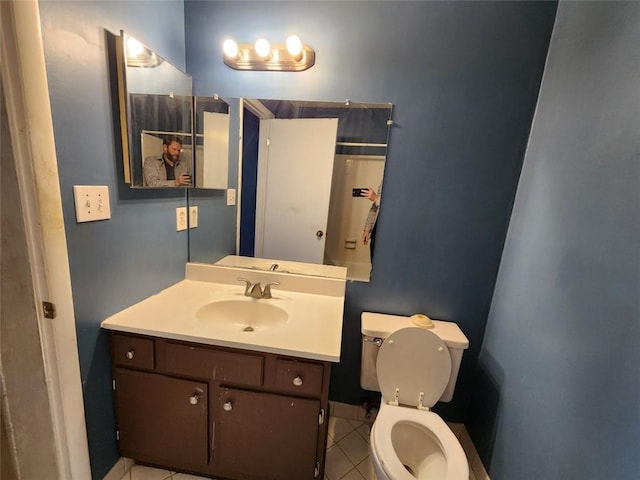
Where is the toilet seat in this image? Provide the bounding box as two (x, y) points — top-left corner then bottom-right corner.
(371, 328), (468, 479)
(377, 327), (451, 409)
(371, 405), (468, 480)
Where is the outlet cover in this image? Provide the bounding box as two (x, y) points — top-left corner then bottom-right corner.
(73, 185), (111, 222)
(189, 206), (198, 228)
(226, 188), (236, 206)
(176, 207), (187, 231)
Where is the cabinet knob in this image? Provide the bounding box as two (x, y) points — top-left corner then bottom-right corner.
(223, 401), (233, 412)
(189, 388), (204, 405)
(293, 376), (303, 387)
(125, 350), (135, 360)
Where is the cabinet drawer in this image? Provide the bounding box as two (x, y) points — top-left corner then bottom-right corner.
(275, 359), (324, 396)
(111, 334), (154, 370)
(165, 342), (263, 386)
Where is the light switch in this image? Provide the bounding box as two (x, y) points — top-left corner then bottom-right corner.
(73, 185), (111, 223)
(189, 206), (198, 228)
(176, 207), (187, 231)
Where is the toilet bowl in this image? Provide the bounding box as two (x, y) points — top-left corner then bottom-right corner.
(360, 317), (469, 480)
(370, 404), (468, 480)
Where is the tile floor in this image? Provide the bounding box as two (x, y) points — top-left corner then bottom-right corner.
(113, 408), (486, 480)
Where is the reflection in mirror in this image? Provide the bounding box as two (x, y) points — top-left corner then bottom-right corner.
(237, 99), (393, 282)
(116, 31), (196, 188)
(135, 95), (193, 187)
(123, 34), (191, 96)
(194, 97), (230, 189)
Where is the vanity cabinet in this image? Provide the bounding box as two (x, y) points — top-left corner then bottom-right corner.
(214, 388), (320, 479)
(113, 369), (209, 466)
(109, 332), (331, 479)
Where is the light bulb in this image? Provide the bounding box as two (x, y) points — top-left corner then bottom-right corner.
(255, 38), (271, 58)
(126, 37), (144, 58)
(223, 39), (239, 58)
(286, 35), (303, 57)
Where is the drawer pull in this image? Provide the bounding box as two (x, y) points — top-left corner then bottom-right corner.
(293, 376), (303, 387)
(125, 350), (135, 360)
(223, 401), (233, 412)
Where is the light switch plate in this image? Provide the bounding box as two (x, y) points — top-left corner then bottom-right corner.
(226, 188), (236, 206)
(189, 206), (198, 228)
(176, 207), (187, 231)
(73, 185), (111, 222)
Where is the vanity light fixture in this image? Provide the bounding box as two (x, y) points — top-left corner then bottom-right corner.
(222, 39), (239, 59)
(125, 35), (161, 67)
(254, 38), (272, 59)
(222, 35), (315, 71)
(126, 37), (144, 57)
(285, 35), (303, 60)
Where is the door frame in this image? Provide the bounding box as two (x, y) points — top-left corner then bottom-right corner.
(238, 98), (275, 256)
(1, 1), (91, 478)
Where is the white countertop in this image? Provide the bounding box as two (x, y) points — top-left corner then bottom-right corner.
(101, 263), (346, 362)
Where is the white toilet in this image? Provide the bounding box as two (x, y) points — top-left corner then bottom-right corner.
(361, 312), (470, 480)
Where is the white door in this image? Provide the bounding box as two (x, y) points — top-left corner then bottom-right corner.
(255, 118), (338, 263)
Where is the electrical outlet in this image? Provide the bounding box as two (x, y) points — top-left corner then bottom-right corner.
(226, 188), (236, 206)
(189, 206), (198, 228)
(176, 207), (187, 231)
(73, 185), (111, 222)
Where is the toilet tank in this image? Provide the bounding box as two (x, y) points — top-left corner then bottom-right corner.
(360, 312), (469, 403)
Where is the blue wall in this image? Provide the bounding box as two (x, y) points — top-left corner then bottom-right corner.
(468, 2), (640, 478)
(38, 1), (199, 478)
(37, 0), (567, 477)
(185, 0), (557, 421)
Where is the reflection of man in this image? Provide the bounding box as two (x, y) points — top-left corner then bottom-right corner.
(143, 135), (192, 187)
(362, 181), (382, 261)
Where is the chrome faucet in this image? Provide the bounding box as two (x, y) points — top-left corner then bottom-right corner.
(269, 263), (279, 271)
(237, 278), (280, 299)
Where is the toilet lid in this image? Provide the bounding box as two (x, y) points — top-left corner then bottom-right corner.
(377, 327), (452, 408)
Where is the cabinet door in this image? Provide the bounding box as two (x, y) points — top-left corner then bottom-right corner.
(214, 388), (320, 480)
(114, 368), (209, 466)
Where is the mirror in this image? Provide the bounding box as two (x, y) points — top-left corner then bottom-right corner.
(235, 98), (393, 282)
(194, 96), (230, 189)
(113, 31), (230, 189)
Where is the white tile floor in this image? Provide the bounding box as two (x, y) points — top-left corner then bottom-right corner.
(115, 410), (486, 480)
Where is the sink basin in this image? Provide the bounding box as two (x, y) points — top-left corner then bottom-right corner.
(195, 300), (288, 331)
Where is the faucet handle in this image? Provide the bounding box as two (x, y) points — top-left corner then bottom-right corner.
(262, 281), (280, 299)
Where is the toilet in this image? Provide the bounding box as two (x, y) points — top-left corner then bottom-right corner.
(361, 312), (470, 480)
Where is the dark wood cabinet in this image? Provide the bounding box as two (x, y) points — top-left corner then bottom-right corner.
(109, 333), (331, 479)
(214, 388), (320, 480)
(114, 369), (209, 467)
